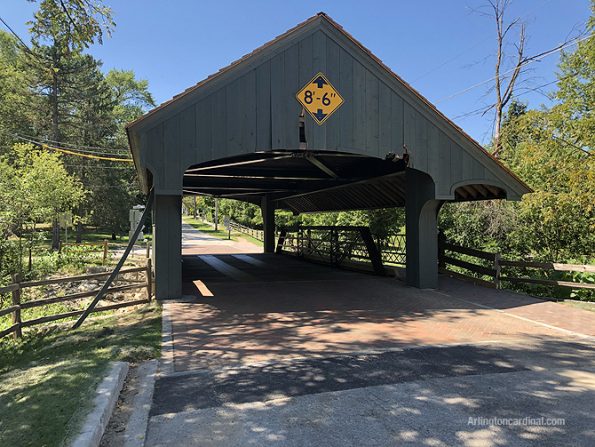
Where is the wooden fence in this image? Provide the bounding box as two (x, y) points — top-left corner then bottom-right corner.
(0, 259), (152, 340)
(439, 240), (595, 293)
(229, 221), (264, 242)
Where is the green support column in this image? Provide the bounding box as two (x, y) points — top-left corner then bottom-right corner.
(261, 195), (276, 254)
(405, 169), (442, 289)
(153, 194), (182, 300)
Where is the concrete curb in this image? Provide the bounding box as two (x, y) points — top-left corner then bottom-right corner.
(123, 359), (158, 447)
(70, 361), (129, 447)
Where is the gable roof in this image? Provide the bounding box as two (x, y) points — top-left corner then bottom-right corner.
(127, 12), (531, 194)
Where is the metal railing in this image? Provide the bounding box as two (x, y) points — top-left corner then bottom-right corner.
(276, 225), (386, 274)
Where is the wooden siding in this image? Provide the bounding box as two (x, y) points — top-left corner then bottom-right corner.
(138, 23), (525, 200)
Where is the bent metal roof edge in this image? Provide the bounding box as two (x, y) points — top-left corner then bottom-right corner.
(126, 12), (531, 194)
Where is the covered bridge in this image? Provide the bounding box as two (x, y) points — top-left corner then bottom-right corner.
(126, 13), (531, 300)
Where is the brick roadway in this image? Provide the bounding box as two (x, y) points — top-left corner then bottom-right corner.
(169, 252), (595, 372)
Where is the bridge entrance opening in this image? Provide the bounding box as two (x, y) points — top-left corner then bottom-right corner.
(127, 13), (530, 300)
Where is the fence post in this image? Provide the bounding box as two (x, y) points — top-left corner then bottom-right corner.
(102, 240), (108, 265)
(11, 273), (22, 339)
(493, 252), (501, 289)
(146, 258), (153, 302)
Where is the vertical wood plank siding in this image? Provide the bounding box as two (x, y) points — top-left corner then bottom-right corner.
(139, 27), (523, 199)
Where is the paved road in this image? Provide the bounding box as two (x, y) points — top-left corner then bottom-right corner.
(181, 222), (261, 255)
(145, 224), (595, 447)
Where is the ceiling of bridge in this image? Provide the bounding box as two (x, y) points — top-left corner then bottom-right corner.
(182, 150), (505, 213)
(183, 150), (408, 212)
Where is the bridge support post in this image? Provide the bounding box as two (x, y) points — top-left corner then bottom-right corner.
(405, 170), (441, 289)
(153, 194), (182, 299)
(261, 195), (276, 254)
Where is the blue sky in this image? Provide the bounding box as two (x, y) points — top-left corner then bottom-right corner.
(2, 0), (591, 144)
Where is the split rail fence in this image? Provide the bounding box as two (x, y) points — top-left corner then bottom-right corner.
(0, 259), (152, 340)
(229, 221), (264, 242)
(439, 239), (595, 294)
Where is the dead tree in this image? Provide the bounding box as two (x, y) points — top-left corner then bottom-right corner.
(486, 0), (578, 157)
(490, 0), (525, 157)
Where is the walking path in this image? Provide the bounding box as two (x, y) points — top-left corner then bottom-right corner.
(181, 222), (261, 255)
(143, 224), (595, 447)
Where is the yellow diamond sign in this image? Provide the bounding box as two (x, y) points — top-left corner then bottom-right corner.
(296, 72), (344, 125)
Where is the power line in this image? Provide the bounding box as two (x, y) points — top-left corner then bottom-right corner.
(0, 15), (32, 53)
(64, 164), (134, 170)
(411, 0), (555, 84)
(27, 139), (133, 162)
(15, 135), (133, 162)
(17, 133), (129, 154)
(15, 135), (129, 156)
(451, 78), (559, 121)
(435, 33), (592, 104)
(40, 143), (133, 162)
(0, 14), (41, 61)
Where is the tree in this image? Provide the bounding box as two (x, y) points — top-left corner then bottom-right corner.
(0, 143), (87, 248)
(27, 0), (113, 141)
(105, 69), (155, 147)
(442, 4), (595, 262)
(82, 69), (155, 238)
(0, 31), (38, 152)
(22, 0), (113, 247)
(480, 0), (578, 157)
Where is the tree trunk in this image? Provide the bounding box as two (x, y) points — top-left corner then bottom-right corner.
(50, 49), (60, 141)
(111, 232), (117, 241)
(493, 106), (503, 157)
(76, 220), (83, 243)
(51, 218), (60, 250)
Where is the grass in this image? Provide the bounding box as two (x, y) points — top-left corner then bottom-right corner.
(183, 216), (236, 240)
(0, 304), (161, 447)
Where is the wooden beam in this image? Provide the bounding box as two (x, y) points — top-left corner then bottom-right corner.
(304, 153), (338, 178)
(185, 155), (293, 173)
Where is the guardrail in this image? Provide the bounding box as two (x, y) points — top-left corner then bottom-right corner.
(0, 259), (152, 340)
(439, 239), (595, 294)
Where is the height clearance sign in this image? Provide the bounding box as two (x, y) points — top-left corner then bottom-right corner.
(296, 72), (344, 125)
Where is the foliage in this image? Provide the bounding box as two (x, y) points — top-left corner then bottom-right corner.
(28, 0), (114, 50)
(0, 2), (154, 246)
(0, 143), (86, 233)
(441, 7), (595, 269)
(0, 32), (36, 152)
(0, 303), (160, 447)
